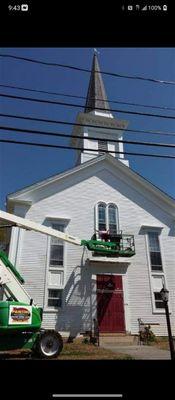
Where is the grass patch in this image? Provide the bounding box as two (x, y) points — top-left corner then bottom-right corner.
(58, 339), (134, 360)
(0, 339), (134, 360)
(149, 337), (169, 351)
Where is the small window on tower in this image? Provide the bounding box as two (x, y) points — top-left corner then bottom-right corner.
(98, 139), (107, 154)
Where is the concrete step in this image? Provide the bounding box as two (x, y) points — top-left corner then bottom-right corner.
(99, 334), (138, 346)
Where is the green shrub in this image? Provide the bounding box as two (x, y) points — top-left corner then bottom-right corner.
(141, 325), (157, 344)
(82, 337), (89, 344)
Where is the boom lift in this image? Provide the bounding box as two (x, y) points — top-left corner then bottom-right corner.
(0, 210), (135, 358)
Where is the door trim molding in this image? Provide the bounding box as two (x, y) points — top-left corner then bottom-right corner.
(96, 274), (126, 333)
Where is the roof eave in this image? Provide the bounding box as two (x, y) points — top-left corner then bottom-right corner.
(6, 154), (175, 217)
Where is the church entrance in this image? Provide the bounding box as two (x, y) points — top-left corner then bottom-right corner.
(96, 274), (125, 333)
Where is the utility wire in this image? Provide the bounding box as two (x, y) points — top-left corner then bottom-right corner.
(1, 112), (175, 138)
(1, 93), (175, 120)
(1, 83), (175, 112)
(0, 54), (175, 86)
(0, 138), (174, 159)
(0, 125), (175, 149)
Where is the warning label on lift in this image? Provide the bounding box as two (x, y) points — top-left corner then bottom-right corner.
(8, 305), (32, 325)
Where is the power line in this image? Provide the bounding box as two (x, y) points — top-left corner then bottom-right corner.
(1, 53), (175, 86)
(1, 93), (175, 120)
(1, 112), (175, 138)
(0, 125), (175, 149)
(0, 138), (174, 159)
(1, 83), (175, 112)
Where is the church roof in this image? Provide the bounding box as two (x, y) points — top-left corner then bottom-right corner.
(7, 154), (175, 217)
(84, 53), (110, 114)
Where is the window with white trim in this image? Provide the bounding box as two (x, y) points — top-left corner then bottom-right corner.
(151, 275), (165, 310)
(154, 292), (164, 309)
(148, 231), (163, 272)
(45, 221), (67, 310)
(146, 229), (168, 313)
(108, 204), (118, 234)
(98, 203), (106, 231)
(49, 223), (64, 268)
(96, 202), (119, 235)
(48, 289), (62, 308)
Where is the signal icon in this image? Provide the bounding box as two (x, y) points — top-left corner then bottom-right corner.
(142, 5), (147, 10)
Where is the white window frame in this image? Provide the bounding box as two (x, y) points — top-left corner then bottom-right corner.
(152, 282), (165, 311)
(49, 223), (65, 270)
(108, 203), (119, 234)
(147, 231), (163, 273)
(97, 202), (107, 232)
(47, 288), (63, 309)
(44, 218), (69, 312)
(145, 229), (170, 314)
(95, 201), (119, 237)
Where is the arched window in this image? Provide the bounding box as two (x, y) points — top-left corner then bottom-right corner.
(96, 202), (119, 235)
(108, 204), (118, 234)
(98, 203), (106, 231)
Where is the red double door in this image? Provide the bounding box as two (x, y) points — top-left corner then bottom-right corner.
(97, 274), (125, 333)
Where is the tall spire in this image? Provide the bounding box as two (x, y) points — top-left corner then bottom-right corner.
(84, 53), (111, 114)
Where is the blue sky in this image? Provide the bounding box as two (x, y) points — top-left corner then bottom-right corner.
(0, 47), (175, 210)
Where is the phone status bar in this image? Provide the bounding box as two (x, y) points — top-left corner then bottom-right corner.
(121, 4), (168, 12)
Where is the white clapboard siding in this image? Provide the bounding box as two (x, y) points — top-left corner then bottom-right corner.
(8, 163), (175, 336)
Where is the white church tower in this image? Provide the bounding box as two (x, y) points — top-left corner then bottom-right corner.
(71, 52), (129, 167)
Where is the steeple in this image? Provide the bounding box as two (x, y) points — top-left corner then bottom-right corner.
(71, 52), (129, 167)
(84, 53), (111, 115)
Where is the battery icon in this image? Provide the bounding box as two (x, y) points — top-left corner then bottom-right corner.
(21, 4), (28, 11)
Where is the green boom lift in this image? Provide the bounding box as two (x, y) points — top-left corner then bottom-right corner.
(0, 210), (135, 358)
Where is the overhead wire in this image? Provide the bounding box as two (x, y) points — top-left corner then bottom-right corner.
(1, 93), (175, 120)
(1, 113), (175, 138)
(0, 125), (175, 149)
(0, 55), (174, 156)
(1, 83), (175, 112)
(1, 53), (175, 86)
(0, 138), (174, 159)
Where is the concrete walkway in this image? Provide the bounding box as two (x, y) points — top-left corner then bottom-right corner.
(102, 344), (171, 360)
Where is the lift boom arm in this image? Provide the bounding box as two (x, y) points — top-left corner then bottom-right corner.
(0, 210), (135, 304)
(0, 210), (81, 245)
(0, 210), (82, 305)
(0, 210), (135, 257)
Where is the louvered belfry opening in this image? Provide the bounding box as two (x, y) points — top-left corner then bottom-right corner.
(98, 139), (108, 154)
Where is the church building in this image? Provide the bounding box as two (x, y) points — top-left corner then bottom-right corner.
(7, 54), (175, 338)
